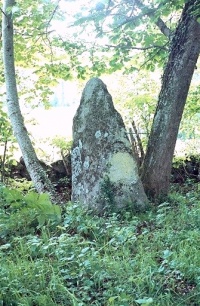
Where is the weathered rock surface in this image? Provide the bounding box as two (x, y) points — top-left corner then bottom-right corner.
(71, 77), (148, 214)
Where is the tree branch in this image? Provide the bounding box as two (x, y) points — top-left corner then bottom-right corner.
(105, 43), (168, 51)
(46, 0), (61, 30)
(131, 120), (145, 164)
(134, 0), (172, 38)
(44, 0), (61, 63)
(155, 17), (171, 38)
(0, 8), (7, 17)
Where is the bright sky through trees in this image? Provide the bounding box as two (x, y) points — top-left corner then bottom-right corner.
(51, 0), (112, 44)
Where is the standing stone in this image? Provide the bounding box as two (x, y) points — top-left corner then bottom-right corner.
(71, 78), (148, 214)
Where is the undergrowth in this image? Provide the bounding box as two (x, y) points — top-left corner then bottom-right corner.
(0, 183), (200, 305)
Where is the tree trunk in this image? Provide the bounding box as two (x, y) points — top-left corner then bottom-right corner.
(141, 0), (200, 198)
(2, 0), (58, 202)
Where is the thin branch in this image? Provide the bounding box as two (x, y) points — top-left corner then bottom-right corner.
(105, 2), (122, 16)
(139, 45), (167, 69)
(128, 0), (136, 18)
(44, 0), (61, 63)
(105, 43), (168, 51)
(105, 0), (114, 12)
(129, 127), (140, 166)
(42, 35), (54, 63)
(134, 0), (172, 38)
(1, 8), (7, 17)
(131, 120), (145, 163)
(102, 0), (171, 38)
(15, 29), (55, 39)
(46, 0), (61, 30)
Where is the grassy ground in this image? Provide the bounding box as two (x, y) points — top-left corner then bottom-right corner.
(0, 183), (200, 306)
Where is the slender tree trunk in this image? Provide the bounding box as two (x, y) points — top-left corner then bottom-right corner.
(141, 0), (200, 198)
(2, 0), (58, 202)
(131, 120), (144, 164)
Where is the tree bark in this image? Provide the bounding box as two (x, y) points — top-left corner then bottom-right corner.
(2, 0), (58, 202)
(141, 0), (200, 198)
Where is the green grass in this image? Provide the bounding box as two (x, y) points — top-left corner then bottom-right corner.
(0, 184), (200, 305)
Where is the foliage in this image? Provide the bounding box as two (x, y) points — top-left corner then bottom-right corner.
(67, 0), (188, 75)
(1, 0), (199, 154)
(8, 177), (34, 192)
(100, 175), (115, 213)
(0, 103), (17, 183)
(0, 185), (61, 238)
(0, 185), (200, 305)
(0, 0), (81, 110)
(114, 71), (158, 143)
(179, 85), (200, 140)
(51, 136), (72, 156)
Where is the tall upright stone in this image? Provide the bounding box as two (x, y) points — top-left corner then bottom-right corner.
(71, 78), (148, 214)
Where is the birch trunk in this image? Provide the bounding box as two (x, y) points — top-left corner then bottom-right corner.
(141, 0), (200, 198)
(2, 0), (57, 202)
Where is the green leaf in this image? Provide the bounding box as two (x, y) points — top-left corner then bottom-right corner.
(3, 188), (23, 204)
(108, 296), (119, 303)
(37, 214), (46, 228)
(135, 297), (153, 305)
(163, 249), (173, 259)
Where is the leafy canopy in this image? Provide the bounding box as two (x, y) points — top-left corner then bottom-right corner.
(66, 0), (189, 74)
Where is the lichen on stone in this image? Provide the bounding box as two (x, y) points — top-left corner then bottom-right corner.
(95, 130), (101, 138)
(108, 152), (138, 184)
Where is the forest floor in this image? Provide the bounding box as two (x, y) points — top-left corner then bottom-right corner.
(0, 180), (199, 305)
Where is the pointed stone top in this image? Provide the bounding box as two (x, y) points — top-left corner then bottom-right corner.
(85, 77), (106, 88)
(81, 77), (108, 102)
